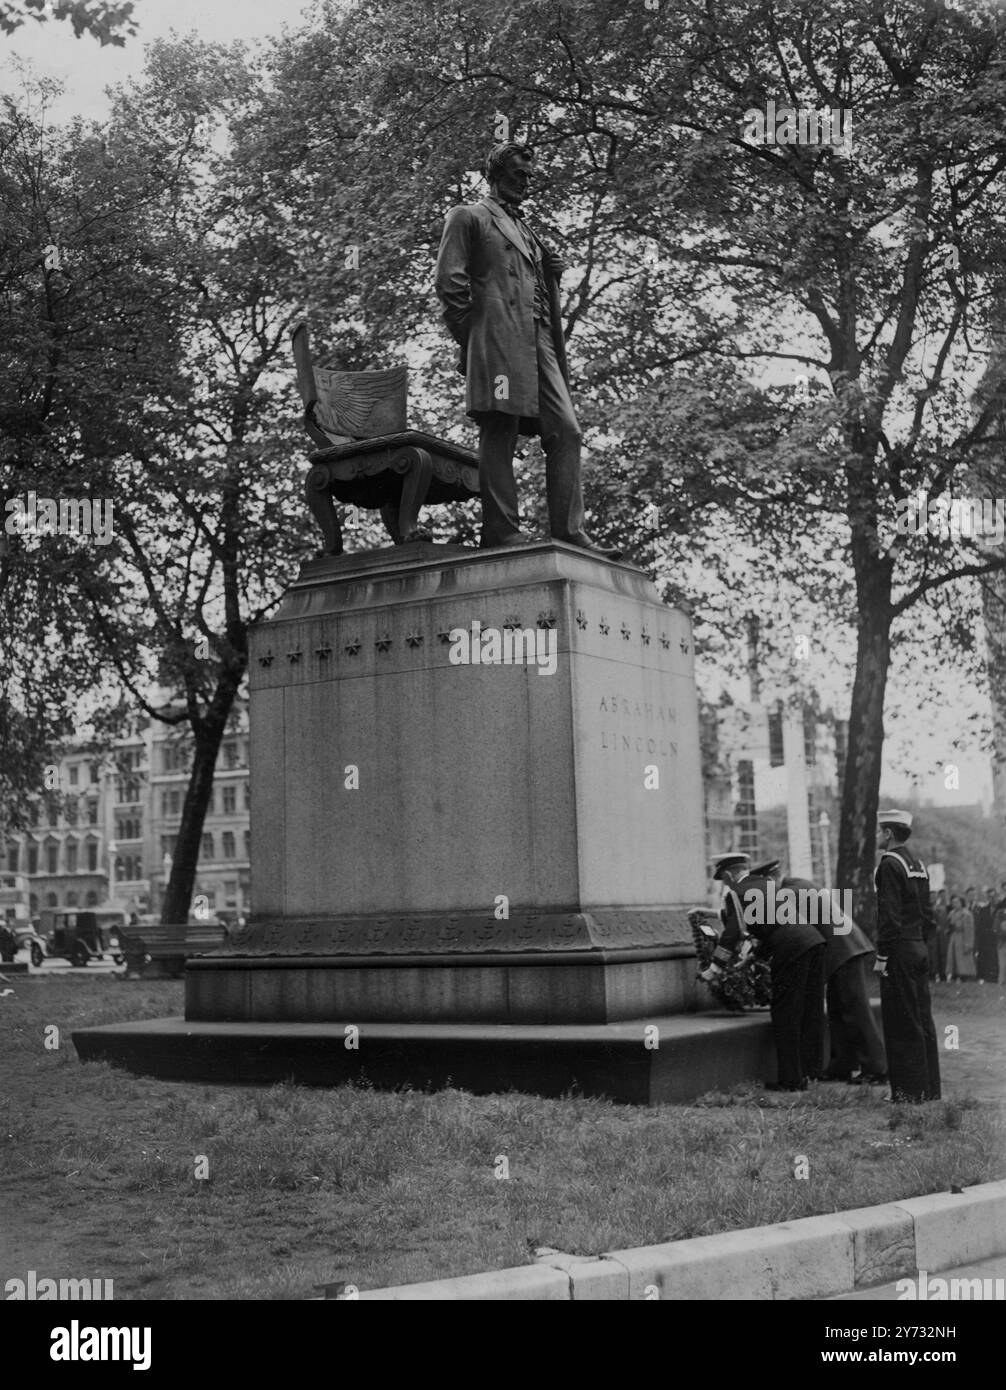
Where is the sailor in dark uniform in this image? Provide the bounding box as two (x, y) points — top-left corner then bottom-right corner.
(756, 865), (887, 1083)
(874, 810), (941, 1103)
(716, 859), (825, 1091)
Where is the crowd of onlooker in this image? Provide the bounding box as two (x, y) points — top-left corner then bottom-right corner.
(930, 883), (1006, 984)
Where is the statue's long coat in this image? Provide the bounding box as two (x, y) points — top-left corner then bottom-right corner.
(434, 196), (569, 433)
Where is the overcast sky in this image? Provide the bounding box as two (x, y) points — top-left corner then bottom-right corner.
(1, 0), (999, 815)
(0, 0), (307, 122)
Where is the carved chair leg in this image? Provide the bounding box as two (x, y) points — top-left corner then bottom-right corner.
(379, 502), (401, 544)
(305, 465), (344, 556)
(394, 446), (434, 542)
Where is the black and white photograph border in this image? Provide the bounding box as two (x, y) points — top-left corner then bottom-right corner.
(1, 0), (1004, 1345)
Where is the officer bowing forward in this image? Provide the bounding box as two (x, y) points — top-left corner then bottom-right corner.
(714, 858), (826, 1091)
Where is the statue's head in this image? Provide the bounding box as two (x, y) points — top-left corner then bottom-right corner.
(485, 142), (535, 205)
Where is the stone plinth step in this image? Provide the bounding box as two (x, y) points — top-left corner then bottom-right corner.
(72, 1010), (776, 1104)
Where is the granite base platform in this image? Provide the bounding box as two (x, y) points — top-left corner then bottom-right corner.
(72, 1009), (778, 1104)
(186, 939), (702, 1025)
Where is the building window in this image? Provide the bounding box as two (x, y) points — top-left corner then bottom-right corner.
(162, 790), (181, 818)
(244, 782), (251, 810)
(161, 834), (177, 858)
(202, 833), (214, 860)
(86, 800), (99, 826)
(6, 845), (18, 873)
(65, 796), (78, 826)
(45, 891), (58, 908)
(85, 890), (98, 906)
(803, 707), (817, 767)
(735, 759), (758, 858)
(90, 763), (100, 784)
(65, 840), (78, 874)
(223, 879), (238, 907)
(163, 743), (191, 774)
(222, 786), (236, 814)
(27, 841), (39, 874)
(222, 831), (236, 860)
(243, 829), (251, 861)
(119, 855), (143, 882)
(223, 741), (238, 770)
(47, 801), (59, 828)
(116, 777), (141, 804)
(116, 816), (141, 841)
(86, 840), (99, 872)
(66, 890), (79, 906)
(68, 764), (79, 787)
(45, 840), (59, 875)
(768, 705), (785, 767)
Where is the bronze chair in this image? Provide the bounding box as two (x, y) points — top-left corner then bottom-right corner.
(292, 323), (480, 555)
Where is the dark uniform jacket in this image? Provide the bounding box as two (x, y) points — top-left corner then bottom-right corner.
(874, 845), (935, 954)
(782, 876), (875, 979)
(434, 196), (568, 430)
(720, 873), (824, 969)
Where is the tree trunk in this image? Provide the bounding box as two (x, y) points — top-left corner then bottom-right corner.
(836, 548), (893, 935)
(972, 295), (1006, 837)
(160, 676), (241, 925)
(981, 567), (1006, 837)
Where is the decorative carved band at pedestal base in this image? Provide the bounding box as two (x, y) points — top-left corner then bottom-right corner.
(186, 945), (702, 1025)
(206, 907), (696, 958)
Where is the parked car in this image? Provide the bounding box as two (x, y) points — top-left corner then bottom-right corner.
(13, 921), (48, 967)
(38, 910), (125, 968)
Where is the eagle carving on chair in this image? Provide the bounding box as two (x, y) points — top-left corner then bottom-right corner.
(313, 365), (409, 443)
(291, 323), (407, 447)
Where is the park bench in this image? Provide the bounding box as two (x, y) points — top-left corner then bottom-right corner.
(123, 921), (227, 979)
(292, 323), (480, 555)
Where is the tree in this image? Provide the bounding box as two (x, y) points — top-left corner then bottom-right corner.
(0, 1), (137, 46)
(256, 0), (1006, 917)
(72, 37), (313, 923)
(1, 45), (310, 921)
(0, 76), (177, 826)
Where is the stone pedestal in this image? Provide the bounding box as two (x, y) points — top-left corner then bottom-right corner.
(187, 540), (707, 1025)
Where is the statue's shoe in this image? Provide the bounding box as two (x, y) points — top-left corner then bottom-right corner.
(480, 532), (536, 549)
(555, 531), (623, 561)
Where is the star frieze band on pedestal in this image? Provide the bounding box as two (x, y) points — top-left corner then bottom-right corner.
(252, 613), (687, 672)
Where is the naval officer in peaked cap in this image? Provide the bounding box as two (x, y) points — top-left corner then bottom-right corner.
(698, 853), (751, 982)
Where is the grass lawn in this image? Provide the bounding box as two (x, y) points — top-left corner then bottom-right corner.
(1, 975), (1003, 1299)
